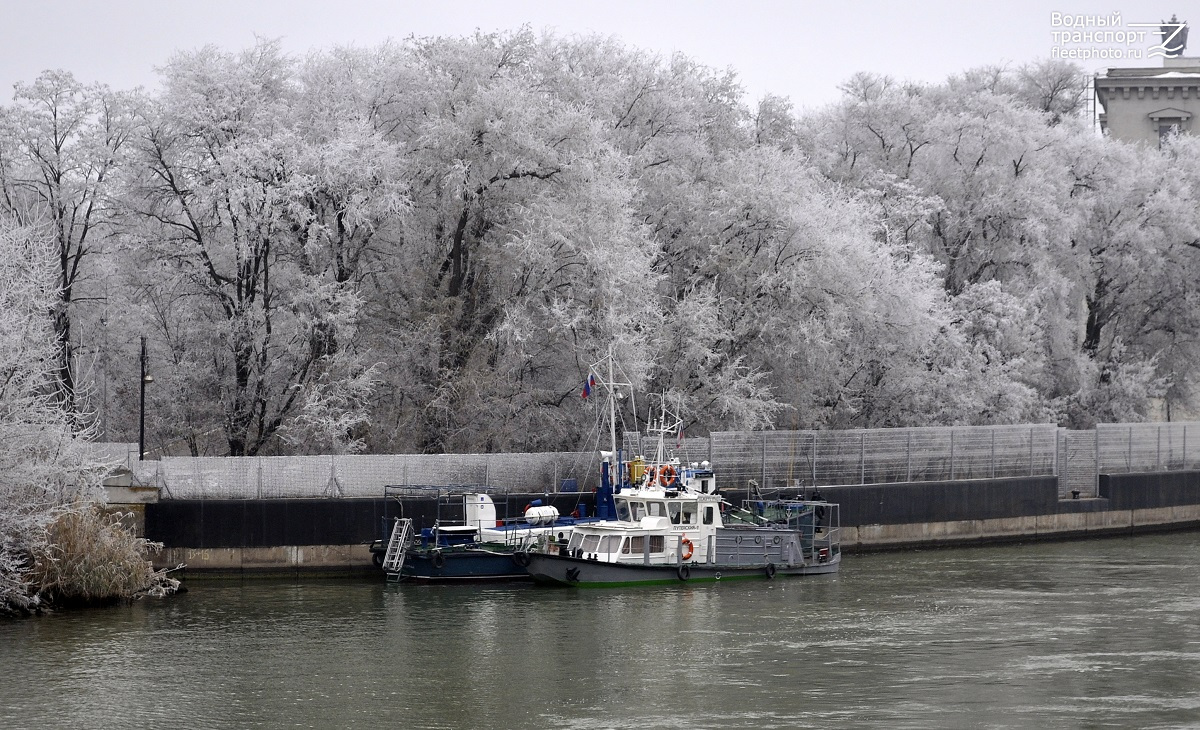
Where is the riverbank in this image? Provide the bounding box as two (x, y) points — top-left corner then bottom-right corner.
(124, 469), (1200, 576)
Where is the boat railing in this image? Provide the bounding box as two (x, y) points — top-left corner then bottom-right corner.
(723, 499), (841, 566)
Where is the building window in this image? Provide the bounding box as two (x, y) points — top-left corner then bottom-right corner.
(1159, 121), (1182, 147)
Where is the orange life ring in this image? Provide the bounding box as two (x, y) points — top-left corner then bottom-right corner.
(680, 537), (694, 561)
(658, 465), (677, 486)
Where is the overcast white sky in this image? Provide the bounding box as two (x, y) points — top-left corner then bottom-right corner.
(1, 1), (1192, 110)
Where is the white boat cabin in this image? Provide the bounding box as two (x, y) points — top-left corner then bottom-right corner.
(557, 460), (727, 566)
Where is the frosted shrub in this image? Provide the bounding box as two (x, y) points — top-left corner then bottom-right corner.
(31, 503), (179, 607)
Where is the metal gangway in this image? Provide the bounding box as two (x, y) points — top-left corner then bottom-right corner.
(382, 518), (414, 582)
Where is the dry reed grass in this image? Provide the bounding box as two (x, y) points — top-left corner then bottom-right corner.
(31, 502), (179, 607)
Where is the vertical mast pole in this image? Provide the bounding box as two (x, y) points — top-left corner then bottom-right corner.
(608, 345), (617, 458)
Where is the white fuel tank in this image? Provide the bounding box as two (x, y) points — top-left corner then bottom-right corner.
(524, 505), (560, 525)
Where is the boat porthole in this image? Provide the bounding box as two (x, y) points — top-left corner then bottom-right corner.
(754, 536), (762, 545)
(772, 536), (781, 545)
(734, 535), (742, 544)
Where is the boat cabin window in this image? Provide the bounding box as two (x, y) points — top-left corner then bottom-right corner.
(620, 535), (666, 554)
(581, 534), (601, 553)
(629, 502), (647, 521)
(598, 535), (620, 554)
(666, 501), (695, 525)
(647, 501), (666, 518)
(703, 506), (714, 525)
(616, 499), (631, 522)
(568, 533), (584, 551)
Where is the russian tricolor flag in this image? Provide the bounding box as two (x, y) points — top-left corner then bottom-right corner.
(581, 373), (597, 399)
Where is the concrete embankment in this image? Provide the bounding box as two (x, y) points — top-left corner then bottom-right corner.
(132, 471), (1200, 575)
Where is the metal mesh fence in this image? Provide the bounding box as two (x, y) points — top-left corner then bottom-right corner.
(140, 424), (1077, 499)
(1097, 422), (1200, 473)
(153, 451), (607, 499)
(710, 425), (1059, 489)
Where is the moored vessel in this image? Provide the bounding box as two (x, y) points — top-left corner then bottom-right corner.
(519, 355), (842, 587)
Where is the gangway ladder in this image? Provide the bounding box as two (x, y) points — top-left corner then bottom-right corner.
(382, 518), (414, 582)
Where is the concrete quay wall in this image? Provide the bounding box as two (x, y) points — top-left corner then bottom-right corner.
(140, 471), (1200, 574)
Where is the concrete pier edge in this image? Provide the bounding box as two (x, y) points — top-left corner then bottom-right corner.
(120, 470), (1200, 576)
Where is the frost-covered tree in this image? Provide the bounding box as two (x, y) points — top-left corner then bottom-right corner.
(123, 40), (392, 455)
(0, 216), (113, 614)
(0, 72), (136, 421)
(799, 62), (1200, 425)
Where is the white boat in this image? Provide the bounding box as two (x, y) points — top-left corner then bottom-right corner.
(519, 361), (842, 587)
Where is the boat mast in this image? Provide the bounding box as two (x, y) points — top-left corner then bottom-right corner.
(589, 345), (635, 486)
(608, 344), (618, 459)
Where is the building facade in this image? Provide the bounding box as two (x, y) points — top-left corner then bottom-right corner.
(1096, 57), (1200, 145)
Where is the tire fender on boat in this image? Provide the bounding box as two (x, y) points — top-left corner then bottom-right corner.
(765, 562), (777, 580)
(431, 550), (446, 569)
(677, 565), (691, 581)
(680, 538), (694, 561)
(513, 551), (531, 567)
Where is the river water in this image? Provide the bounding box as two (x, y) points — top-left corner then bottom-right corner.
(3, 531), (1200, 729)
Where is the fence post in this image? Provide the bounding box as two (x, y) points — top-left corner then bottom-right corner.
(1127, 426), (1133, 473)
(950, 429), (956, 480)
(990, 428), (996, 479)
(1157, 425), (1163, 471)
(811, 433), (817, 486)
(860, 431), (866, 485)
(1044, 427), (1050, 477)
(859, 432), (868, 485)
(906, 430), (912, 482)
(761, 431), (768, 490)
(256, 456), (264, 499)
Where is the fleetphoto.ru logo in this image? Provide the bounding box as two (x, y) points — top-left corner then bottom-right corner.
(1051, 12), (1189, 61)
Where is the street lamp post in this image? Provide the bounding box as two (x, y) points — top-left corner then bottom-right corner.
(139, 336), (154, 461)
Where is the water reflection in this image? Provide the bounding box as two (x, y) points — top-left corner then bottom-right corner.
(3, 532), (1200, 729)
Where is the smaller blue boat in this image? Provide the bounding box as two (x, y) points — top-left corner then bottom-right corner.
(372, 489), (604, 582)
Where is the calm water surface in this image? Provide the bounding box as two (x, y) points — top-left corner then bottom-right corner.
(3, 532), (1200, 729)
